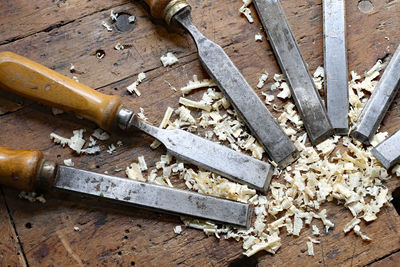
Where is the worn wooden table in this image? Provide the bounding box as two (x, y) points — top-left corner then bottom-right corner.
(1, 0), (400, 266)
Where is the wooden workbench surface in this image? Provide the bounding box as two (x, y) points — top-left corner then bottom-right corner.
(1, 0), (400, 266)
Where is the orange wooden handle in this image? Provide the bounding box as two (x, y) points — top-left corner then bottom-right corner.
(0, 51), (122, 130)
(0, 147), (43, 192)
(144, 0), (173, 19)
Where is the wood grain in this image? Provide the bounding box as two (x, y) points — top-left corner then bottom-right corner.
(0, 0), (400, 266)
(0, 191), (27, 266)
(0, 0), (129, 44)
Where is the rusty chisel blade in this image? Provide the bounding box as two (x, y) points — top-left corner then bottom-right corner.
(54, 165), (252, 227)
(253, 0), (334, 145)
(323, 0), (348, 135)
(351, 45), (400, 144)
(171, 7), (299, 168)
(127, 115), (274, 192)
(372, 129), (400, 169)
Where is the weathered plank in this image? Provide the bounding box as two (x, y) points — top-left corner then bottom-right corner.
(0, 189), (27, 266)
(0, 0), (129, 44)
(368, 249), (400, 266)
(0, 0), (400, 266)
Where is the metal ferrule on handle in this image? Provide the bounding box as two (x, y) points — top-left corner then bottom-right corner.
(164, 0), (189, 24)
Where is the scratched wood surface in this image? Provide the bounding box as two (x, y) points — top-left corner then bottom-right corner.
(0, 0), (400, 266)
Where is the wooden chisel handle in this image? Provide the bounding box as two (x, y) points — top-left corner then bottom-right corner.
(143, 0), (189, 24)
(0, 147), (45, 192)
(0, 51), (122, 130)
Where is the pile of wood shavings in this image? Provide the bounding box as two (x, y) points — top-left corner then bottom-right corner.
(125, 61), (399, 257)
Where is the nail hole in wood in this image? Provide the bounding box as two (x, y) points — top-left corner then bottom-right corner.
(25, 222), (32, 229)
(116, 13), (135, 32)
(96, 49), (105, 60)
(228, 254), (258, 267)
(391, 187), (400, 215)
(358, 0), (374, 14)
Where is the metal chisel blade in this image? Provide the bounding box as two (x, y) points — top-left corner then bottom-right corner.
(323, 0), (348, 135)
(372, 129), (400, 169)
(351, 45), (400, 144)
(55, 166), (252, 227)
(172, 7), (299, 168)
(253, 0), (334, 145)
(132, 116), (274, 192)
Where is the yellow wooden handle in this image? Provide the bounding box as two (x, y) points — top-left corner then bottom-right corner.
(0, 147), (43, 192)
(0, 51), (122, 130)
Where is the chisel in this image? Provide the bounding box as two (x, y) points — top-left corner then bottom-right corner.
(0, 51), (273, 192)
(351, 45), (400, 144)
(372, 129), (400, 169)
(253, 0), (334, 145)
(142, 0), (299, 168)
(0, 147), (252, 227)
(323, 0), (348, 135)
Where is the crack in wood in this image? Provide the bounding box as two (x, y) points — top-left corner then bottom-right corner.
(363, 248), (400, 266)
(0, 187), (30, 267)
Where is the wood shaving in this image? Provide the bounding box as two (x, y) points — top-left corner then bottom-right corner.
(128, 16), (136, 23)
(257, 72), (268, 88)
(277, 82), (291, 99)
(239, 0), (254, 23)
(92, 128), (110, 141)
(51, 129), (86, 154)
(126, 162), (145, 182)
(174, 225), (183, 234)
(127, 72), (146, 96)
(138, 156), (148, 171)
(137, 107), (148, 122)
(179, 97), (211, 112)
(160, 62), (391, 256)
(261, 92), (274, 105)
(19, 192), (46, 203)
(181, 75), (217, 95)
(307, 241), (314, 256)
(107, 144), (116, 154)
(52, 107), (64, 115)
(353, 225), (371, 241)
(160, 52), (179, 67)
(114, 43), (124, 50)
(102, 21), (112, 32)
(110, 10), (118, 21)
(63, 159), (74, 166)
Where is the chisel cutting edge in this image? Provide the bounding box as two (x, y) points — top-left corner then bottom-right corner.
(372, 129), (400, 169)
(0, 51), (273, 192)
(351, 45), (400, 144)
(0, 147), (252, 227)
(143, 0), (299, 168)
(253, 0), (334, 145)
